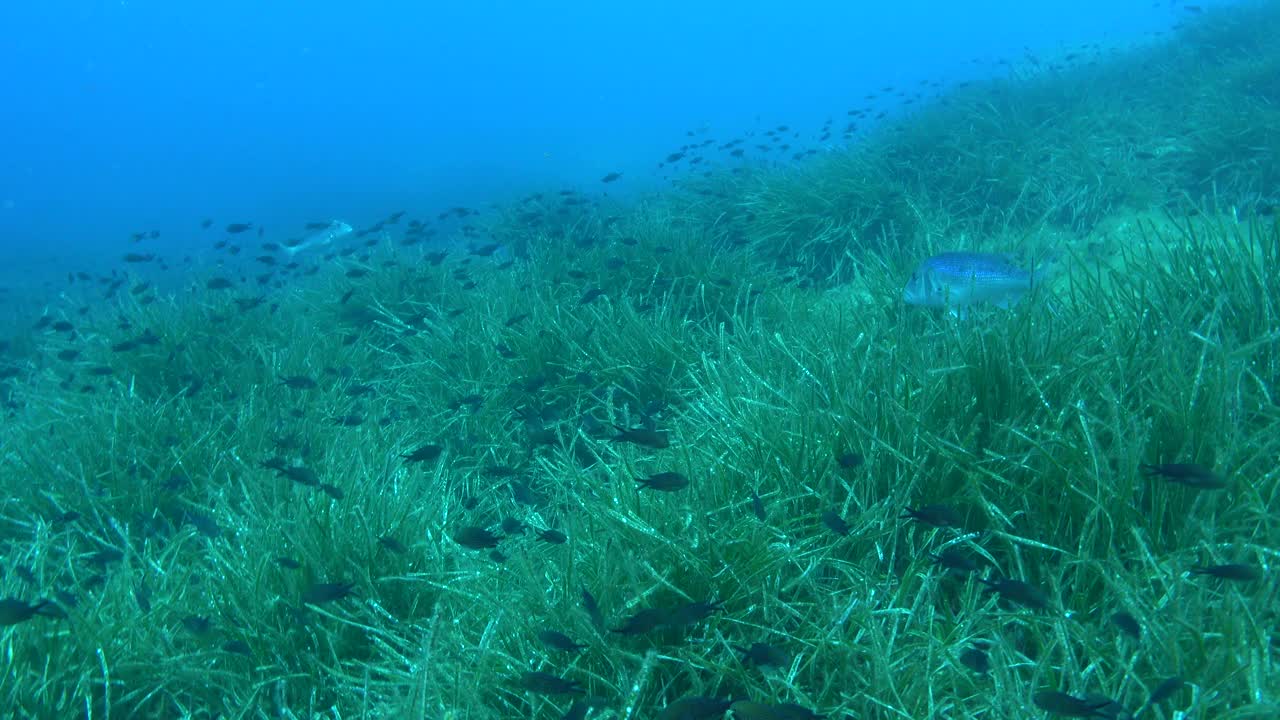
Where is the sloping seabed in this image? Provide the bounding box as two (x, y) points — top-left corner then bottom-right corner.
(1, 3), (1278, 719)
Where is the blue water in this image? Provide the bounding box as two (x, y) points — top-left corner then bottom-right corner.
(0, 0), (1216, 296)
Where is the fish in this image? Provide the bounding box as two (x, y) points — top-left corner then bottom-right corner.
(453, 526), (501, 550)
(636, 471), (689, 492)
(612, 607), (671, 635)
(1031, 691), (1114, 717)
(516, 671), (583, 695)
(282, 220), (353, 257)
(1140, 462), (1225, 489)
(738, 641), (790, 669)
(929, 546), (982, 574)
(901, 504), (964, 528)
(903, 252), (1053, 313)
(301, 581), (356, 605)
(820, 510), (850, 536)
(667, 600), (723, 627)
(538, 529), (568, 544)
(657, 696), (732, 720)
(1142, 676), (1185, 712)
(979, 577), (1051, 610)
(613, 425), (671, 449)
(581, 588), (606, 632)
(1110, 610), (1141, 639)
(537, 629), (587, 652)
(0, 598), (62, 626)
(1189, 563), (1261, 581)
(959, 642), (991, 673)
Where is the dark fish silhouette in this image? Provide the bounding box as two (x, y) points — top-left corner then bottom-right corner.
(1140, 463), (1224, 489)
(1190, 563), (1261, 582)
(537, 629), (587, 652)
(301, 581), (355, 605)
(453, 526), (501, 550)
(0, 598), (61, 626)
(516, 671), (583, 695)
(1031, 691), (1113, 717)
(980, 577), (1051, 611)
(636, 472), (689, 492)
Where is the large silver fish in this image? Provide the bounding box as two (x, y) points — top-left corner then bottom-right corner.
(903, 252), (1052, 313)
(282, 220), (353, 257)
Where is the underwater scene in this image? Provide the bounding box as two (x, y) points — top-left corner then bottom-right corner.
(0, 1), (1277, 718)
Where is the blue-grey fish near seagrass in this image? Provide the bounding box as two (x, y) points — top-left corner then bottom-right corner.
(903, 252), (1052, 313)
(282, 220), (353, 257)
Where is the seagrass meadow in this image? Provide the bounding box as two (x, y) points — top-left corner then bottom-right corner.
(1, 3), (1279, 719)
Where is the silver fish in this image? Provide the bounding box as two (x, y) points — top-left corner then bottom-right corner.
(282, 220), (353, 257)
(903, 252), (1050, 313)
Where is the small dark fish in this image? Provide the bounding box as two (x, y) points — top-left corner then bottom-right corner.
(517, 671), (583, 695)
(53, 510), (81, 525)
(728, 701), (785, 720)
(401, 443), (444, 463)
(279, 465), (320, 487)
(582, 588), (606, 632)
(902, 504), (963, 528)
(453, 526), (501, 550)
(0, 598), (61, 626)
(185, 511), (222, 538)
(279, 375), (318, 390)
(835, 451), (864, 469)
(739, 641), (790, 669)
(820, 510), (850, 536)
(538, 529), (568, 544)
(182, 615), (214, 636)
(1110, 611), (1141, 639)
(613, 425), (671, 449)
(612, 607), (671, 635)
(667, 600), (723, 627)
(1031, 690), (1112, 717)
(750, 489), (767, 521)
(500, 517), (529, 535)
(122, 252), (155, 263)
(378, 535), (408, 554)
(980, 577), (1051, 611)
(636, 471), (689, 492)
(301, 581), (356, 605)
(657, 696), (731, 720)
(929, 546), (982, 574)
(959, 642), (991, 673)
(88, 548), (124, 568)
(470, 242), (502, 257)
(601, 172), (623, 183)
(206, 277), (234, 290)
(1140, 463), (1225, 489)
(579, 287), (605, 305)
(537, 629), (587, 652)
(276, 556), (303, 570)
(225, 223), (253, 234)
(318, 483), (345, 500)
(1144, 676), (1185, 710)
(222, 639), (252, 655)
(1190, 563), (1261, 582)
